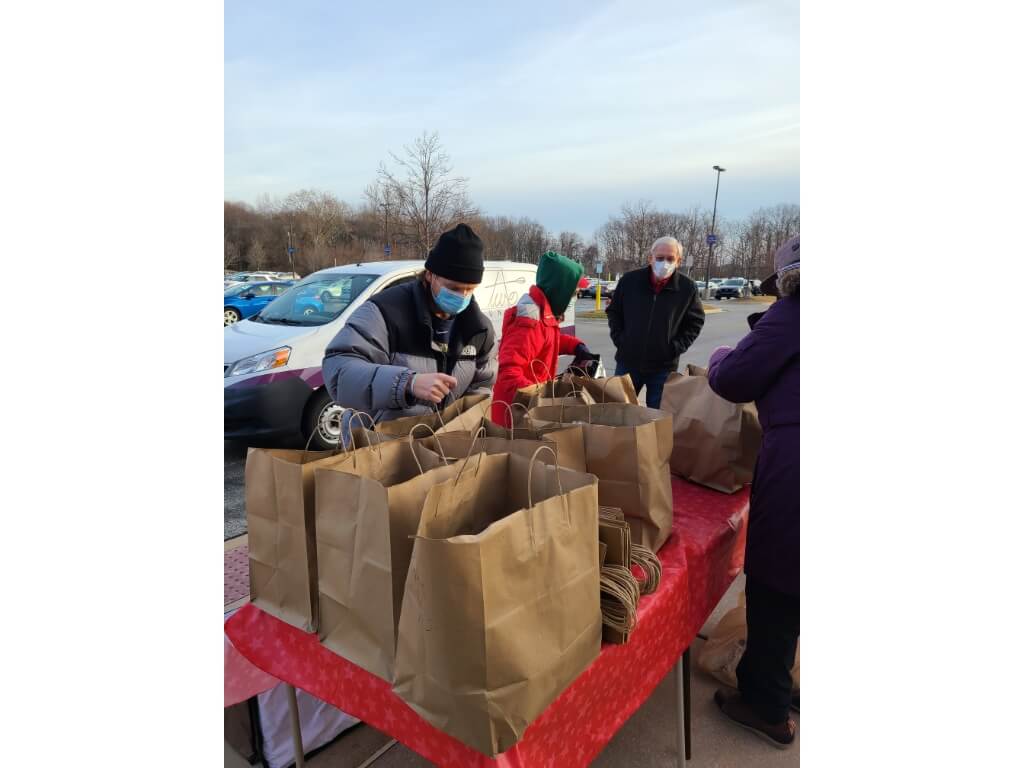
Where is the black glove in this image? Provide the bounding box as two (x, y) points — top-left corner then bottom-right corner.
(570, 344), (601, 377)
(573, 343), (599, 360)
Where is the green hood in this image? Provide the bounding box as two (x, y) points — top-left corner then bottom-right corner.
(536, 251), (583, 316)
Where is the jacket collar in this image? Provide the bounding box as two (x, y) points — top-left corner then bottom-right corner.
(528, 284), (560, 326)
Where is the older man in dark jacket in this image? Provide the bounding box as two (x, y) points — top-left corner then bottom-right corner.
(707, 234), (800, 749)
(605, 236), (705, 407)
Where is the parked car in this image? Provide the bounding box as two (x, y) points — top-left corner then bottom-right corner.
(714, 278), (748, 300)
(224, 281), (294, 325)
(224, 261), (572, 450)
(577, 278), (596, 299)
(225, 272), (284, 289)
(748, 279), (763, 296)
(600, 280), (619, 302)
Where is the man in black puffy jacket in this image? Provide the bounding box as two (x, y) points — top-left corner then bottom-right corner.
(605, 236), (705, 407)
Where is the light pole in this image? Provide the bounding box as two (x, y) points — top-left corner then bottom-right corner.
(704, 165), (726, 299)
(286, 228), (294, 276)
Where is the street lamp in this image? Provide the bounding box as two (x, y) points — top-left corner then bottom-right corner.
(704, 165), (726, 299)
(286, 227), (294, 276)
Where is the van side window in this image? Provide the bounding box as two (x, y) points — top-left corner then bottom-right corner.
(378, 274), (417, 292)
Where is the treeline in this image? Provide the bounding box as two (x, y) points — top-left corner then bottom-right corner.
(225, 131), (798, 280)
(597, 200), (800, 279)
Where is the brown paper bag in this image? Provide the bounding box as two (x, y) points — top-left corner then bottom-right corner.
(480, 412), (588, 473)
(372, 393), (491, 438)
(697, 592), (800, 691)
(661, 365), (762, 493)
(513, 377), (595, 411)
(561, 372), (640, 405)
(246, 446), (352, 632)
(393, 450), (602, 756)
(315, 437), (468, 680)
(598, 506), (634, 644)
(527, 402), (674, 552)
(417, 431), (566, 470)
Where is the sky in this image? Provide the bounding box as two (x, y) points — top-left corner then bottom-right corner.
(225, 0), (799, 237)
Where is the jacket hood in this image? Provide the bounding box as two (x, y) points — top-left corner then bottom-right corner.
(536, 251), (583, 316)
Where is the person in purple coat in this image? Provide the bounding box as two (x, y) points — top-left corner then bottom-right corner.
(708, 234), (800, 749)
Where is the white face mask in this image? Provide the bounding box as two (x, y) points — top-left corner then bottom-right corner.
(652, 259), (676, 280)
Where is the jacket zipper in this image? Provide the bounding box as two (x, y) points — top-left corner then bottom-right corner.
(641, 291), (658, 365)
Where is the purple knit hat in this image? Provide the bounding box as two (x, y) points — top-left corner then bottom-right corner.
(762, 234), (800, 295)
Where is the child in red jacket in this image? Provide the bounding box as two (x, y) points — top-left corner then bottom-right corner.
(492, 251), (597, 426)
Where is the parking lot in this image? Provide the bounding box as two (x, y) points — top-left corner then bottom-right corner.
(224, 297), (765, 538)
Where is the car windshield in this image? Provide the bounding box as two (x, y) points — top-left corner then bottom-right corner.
(725, 279), (746, 286)
(224, 283), (254, 297)
(256, 273), (379, 326)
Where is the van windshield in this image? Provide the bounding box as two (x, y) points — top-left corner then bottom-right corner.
(255, 274), (379, 326)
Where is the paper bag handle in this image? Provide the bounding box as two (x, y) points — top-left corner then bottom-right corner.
(494, 401), (517, 439)
(300, 407), (369, 463)
(564, 365), (591, 379)
(527, 445), (570, 530)
(453, 427), (487, 485)
(431, 402), (448, 428)
(408, 422), (446, 472)
(529, 358), (550, 386)
(343, 409), (378, 443)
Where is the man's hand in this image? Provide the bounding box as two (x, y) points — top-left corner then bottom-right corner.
(410, 372), (458, 404)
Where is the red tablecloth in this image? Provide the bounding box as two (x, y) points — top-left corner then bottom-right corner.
(225, 477), (748, 767)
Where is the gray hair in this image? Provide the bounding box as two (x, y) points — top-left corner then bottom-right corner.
(649, 236), (683, 260)
(779, 268), (800, 297)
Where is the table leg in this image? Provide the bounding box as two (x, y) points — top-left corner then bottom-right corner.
(286, 684), (305, 768)
(683, 648), (692, 760)
(674, 654), (688, 765)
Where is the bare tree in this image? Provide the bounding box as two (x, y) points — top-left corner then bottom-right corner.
(248, 239), (267, 270)
(224, 239), (242, 271)
(281, 189), (350, 271)
(376, 132), (478, 257)
(363, 179), (402, 257)
(557, 231), (584, 263)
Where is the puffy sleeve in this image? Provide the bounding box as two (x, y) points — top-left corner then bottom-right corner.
(707, 302), (797, 404)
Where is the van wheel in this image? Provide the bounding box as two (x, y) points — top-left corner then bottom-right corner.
(302, 389), (344, 450)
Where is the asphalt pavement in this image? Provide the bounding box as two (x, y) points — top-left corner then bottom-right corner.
(223, 298), (762, 539)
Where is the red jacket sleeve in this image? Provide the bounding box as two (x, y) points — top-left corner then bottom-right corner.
(497, 316), (544, 391)
(557, 331), (584, 356)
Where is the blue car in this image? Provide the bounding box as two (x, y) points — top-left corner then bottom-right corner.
(224, 281), (293, 325)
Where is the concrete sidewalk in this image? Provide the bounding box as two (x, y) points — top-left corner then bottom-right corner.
(225, 540), (798, 767)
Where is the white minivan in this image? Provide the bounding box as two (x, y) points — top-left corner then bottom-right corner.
(224, 260), (575, 448)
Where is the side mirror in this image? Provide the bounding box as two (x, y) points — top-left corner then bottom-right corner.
(241, 292), (255, 300)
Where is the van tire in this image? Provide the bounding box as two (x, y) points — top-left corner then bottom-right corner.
(302, 388), (343, 451)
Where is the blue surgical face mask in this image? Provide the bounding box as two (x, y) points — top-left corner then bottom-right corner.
(433, 283), (472, 315)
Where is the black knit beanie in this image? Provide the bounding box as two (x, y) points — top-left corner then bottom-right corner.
(424, 223), (485, 284)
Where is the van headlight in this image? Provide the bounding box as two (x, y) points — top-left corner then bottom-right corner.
(225, 347), (291, 377)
